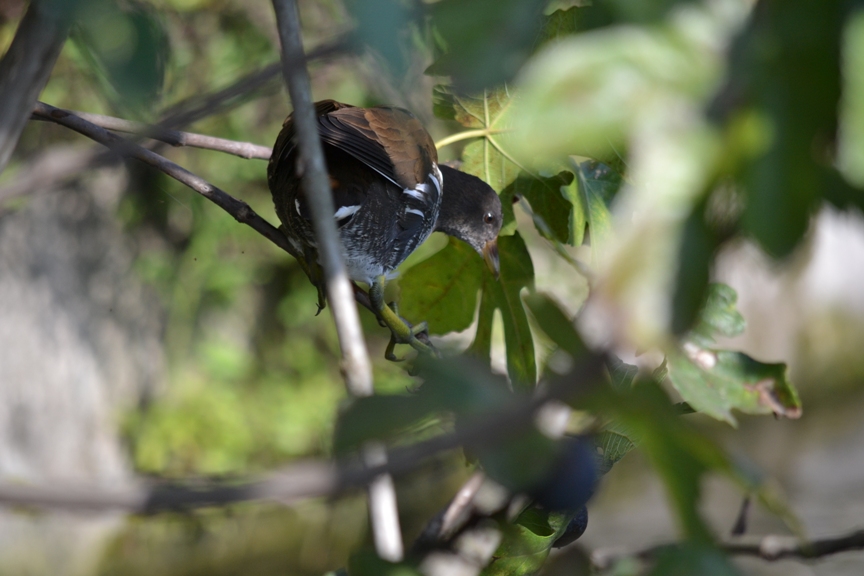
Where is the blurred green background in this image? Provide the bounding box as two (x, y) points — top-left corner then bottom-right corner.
(4, 0), (864, 574)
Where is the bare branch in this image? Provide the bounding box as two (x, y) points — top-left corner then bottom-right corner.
(0, 0), (76, 174)
(31, 108), (273, 159)
(270, 0), (400, 560)
(0, 39), (347, 202)
(723, 530), (864, 561)
(592, 528), (864, 569)
(0, 353), (605, 516)
(31, 101), (295, 255)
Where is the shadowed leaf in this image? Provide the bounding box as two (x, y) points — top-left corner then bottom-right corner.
(73, 0), (168, 113)
(427, 0), (546, 91)
(470, 233), (536, 388)
(400, 237), (485, 335)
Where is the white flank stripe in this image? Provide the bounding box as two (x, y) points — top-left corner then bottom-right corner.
(405, 208), (424, 218)
(431, 167), (442, 195)
(334, 205), (361, 220)
(403, 188), (425, 200)
(295, 199), (302, 214)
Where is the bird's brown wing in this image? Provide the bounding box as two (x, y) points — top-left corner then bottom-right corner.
(321, 105), (438, 191)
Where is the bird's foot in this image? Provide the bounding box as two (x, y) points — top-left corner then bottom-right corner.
(379, 303), (439, 361)
(369, 276), (438, 361)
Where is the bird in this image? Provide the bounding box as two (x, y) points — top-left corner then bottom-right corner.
(268, 100), (502, 357)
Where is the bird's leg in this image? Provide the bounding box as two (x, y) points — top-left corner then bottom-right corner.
(369, 275), (435, 360)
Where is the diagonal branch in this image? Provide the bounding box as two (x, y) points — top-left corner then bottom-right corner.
(31, 101), (294, 255)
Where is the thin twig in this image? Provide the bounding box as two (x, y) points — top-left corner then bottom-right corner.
(0, 39), (347, 202)
(592, 528), (864, 569)
(31, 101), (295, 255)
(270, 0), (402, 562)
(31, 108), (272, 159)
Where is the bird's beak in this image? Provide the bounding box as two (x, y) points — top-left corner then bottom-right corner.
(482, 239), (500, 279)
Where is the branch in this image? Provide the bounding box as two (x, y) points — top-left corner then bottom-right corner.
(592, 528), (864, 569)
(30, 101), (295, 255)
(0, 353), (605, 513)
(31, 108), (272, 159)
(723, 530), (864, 561)
(0, 39), (347, 203)
(0, 0), (77, 174)
(270, 0), (400, 561)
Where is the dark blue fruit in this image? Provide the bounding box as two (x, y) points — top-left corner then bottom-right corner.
(529, 436), (598, 512)
(552, 506), (589, 548)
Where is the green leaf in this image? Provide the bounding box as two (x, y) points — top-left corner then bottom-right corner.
(344, 0), (413, 76)
(400, 237), (485, 335)
(537, 8), (584, 46)
(332, 394), (429, 454)
(648, 543), (741, 576)
(348, 549), (422, 576)
(438, 87), (521, 193)
(573, 160), (620, 265)
(470, 233), (536, 388)
(667, 283), (801, 425)
(334, 356), (512, 452)
(671, 199), (716, 336)
(483, 508), (573, 576)
(596, 424), (637, 474)
(73, 0), (168, 113)
(523, 292), (586, 359)
(719, 0), (844, 257)
(606, 355), (638, 393)
(688, 283), (746, 347)
(427, 0), (547, 91)
(666, 348), (802, 426)
(502, 172), (575, 243)
(514, 507), (555, 537)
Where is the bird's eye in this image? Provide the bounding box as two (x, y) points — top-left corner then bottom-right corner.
(483, 212), (495, 224)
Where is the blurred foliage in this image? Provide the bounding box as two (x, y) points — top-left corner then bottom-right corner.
(8, 0), (864, 573)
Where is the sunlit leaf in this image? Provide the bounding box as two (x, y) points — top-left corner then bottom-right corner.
(483, 508), (574, 576)
(574, 160), (619, 265)
(437, 86), (521, 193)
(688, 283), (746, 347)
(666, 348), (802, 426)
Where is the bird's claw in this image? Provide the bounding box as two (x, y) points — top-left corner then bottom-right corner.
(381, 312), (438, 362)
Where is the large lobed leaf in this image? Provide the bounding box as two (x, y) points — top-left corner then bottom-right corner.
(399, 237), (485, 335)
(470, 233), (536, 388)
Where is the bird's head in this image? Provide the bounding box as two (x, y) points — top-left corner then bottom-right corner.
(436, 165), (503, 278)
